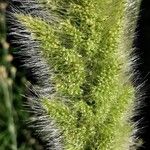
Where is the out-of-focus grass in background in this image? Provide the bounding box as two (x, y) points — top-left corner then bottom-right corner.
(0, 2), (43, 150)
(0, 2), (17, 150)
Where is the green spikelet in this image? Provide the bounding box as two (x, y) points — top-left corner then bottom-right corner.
(8, 0), (141, 149)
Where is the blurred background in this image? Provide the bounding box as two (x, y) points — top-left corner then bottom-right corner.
(135, 0), (150, 149)
(0, 0), (150, 149)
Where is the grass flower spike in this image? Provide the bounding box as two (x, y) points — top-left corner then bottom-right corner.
(7, 0), (141, 150)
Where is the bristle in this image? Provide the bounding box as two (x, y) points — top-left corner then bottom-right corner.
(7, 1), (63, 149)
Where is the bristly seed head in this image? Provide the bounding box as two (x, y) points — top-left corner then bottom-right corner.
(7, 0), (142, 150)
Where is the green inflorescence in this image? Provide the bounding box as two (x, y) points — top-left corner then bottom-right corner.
(15, 0), (140, 149)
